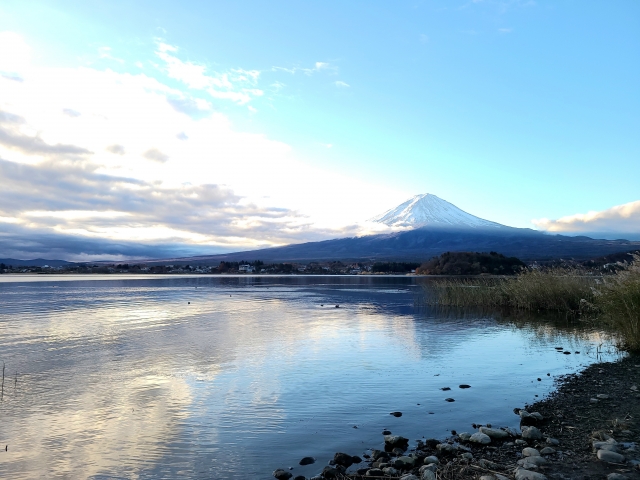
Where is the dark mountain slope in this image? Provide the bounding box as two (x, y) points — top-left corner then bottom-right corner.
(146, 227), (640, 265)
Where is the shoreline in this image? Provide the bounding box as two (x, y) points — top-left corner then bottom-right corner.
(275, 355), (640, 480)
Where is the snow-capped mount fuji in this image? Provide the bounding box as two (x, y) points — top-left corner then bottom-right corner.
(370, 193), (505, 229)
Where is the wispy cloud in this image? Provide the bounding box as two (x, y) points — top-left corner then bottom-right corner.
(154, 41), (263, 105)
(532, 200), (640, 239)
(334, 80), (350, 88)
(272, 61), (338, 76)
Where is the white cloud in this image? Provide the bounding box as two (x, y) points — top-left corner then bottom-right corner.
(334, 81), (350, 88)
(0, 31), (406, 259)
(154, 42), (263, 105)
(532, 200), (640, 238)
(272, 61), (338, 76)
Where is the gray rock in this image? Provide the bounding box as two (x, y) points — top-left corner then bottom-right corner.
(436, 443), (455, 453)
(273, 469), (293, 480)
(504, 427), (519, 437)
(394, 456), (415, 468)
(597, 394), (610, 400)
(420, 469), (436, 480)
(530, 412), (544, 421)
(423, 456), (439, 465)
(366, 469), (384, 477)
(495, 476), (510, 480)
(321, 466), (338, 478)
(332, 452), (353, 467)
(597, 449), (625, 463)
(539, 447), (555, 455)
(400, 475), (419, 480)
(607, 474), (629, 480)
(470, 432), (491, 444)
(479, 476), (495, 480)
(419, 464), (437, 472)
(593, 439), (619, 450)
(521, 426), (543, 440)
(516, 439), (528, 445)
(517, 456), (548, 466)
(545, 437), (559, 446)
(519, 410), (541, 426)
(523, 447), (540, 457)
(299, 457), (315, 466)
(384, 435), (409, 447)
(382, 467), (399, 475)
(590, 398), (599, 404)
(460, 452), (473, 460)
(514, 468), (547, 480)
(480, 427), (509, 439)
(599, 444), (620, 452)
(458, 432), (472, 441)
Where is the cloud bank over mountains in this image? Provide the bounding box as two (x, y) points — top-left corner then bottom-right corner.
(0, 32), (401, 260)
(532, 200), (640, 240)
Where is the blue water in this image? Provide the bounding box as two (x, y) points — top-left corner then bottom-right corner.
(0, 275), (620, 479)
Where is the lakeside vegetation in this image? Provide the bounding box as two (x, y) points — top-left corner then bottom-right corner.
(424, 253), (640, 351)
(415, 251), (525, 275)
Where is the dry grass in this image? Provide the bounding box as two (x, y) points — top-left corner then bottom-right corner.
(424, 268), (596, 313)
(423, 257), (640, 352)
(593, 254), (640, 351)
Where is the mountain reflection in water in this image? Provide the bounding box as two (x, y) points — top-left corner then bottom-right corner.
(0, 275), (621, 479)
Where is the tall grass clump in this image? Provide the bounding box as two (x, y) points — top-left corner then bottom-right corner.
(426, 267), (597, 313)
(594, 254), (640, 351)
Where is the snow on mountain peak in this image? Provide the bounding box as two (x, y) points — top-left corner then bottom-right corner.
(369, 193), (504, 229)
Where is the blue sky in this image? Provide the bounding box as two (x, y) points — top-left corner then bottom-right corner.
(0, 1), (639, 260)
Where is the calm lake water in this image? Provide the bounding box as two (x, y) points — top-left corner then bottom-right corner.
(0, 275), (620, 479)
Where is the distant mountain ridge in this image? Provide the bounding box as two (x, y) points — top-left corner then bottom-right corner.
(0, 258), (73, 267)
(370, 193), (505, 229)
(136, 194), (640, 265)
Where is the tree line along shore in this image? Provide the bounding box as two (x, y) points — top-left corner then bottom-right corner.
(2, 250), (637, 276)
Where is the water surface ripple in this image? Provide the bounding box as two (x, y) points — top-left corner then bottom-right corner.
(0, 275), (620, 479)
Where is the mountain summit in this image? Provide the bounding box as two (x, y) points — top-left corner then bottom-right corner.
(369, 193), (505, 229)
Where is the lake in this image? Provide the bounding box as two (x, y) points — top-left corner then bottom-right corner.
(0, 275), (620, 479)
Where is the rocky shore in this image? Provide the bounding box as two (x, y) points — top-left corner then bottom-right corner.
(273, 354), (640, 480)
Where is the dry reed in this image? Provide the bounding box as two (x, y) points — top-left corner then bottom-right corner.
(593, 254), (640, 351)
(425, 268), (596, 313)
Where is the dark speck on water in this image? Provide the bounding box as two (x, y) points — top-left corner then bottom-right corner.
(441, 387), (451, 391)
